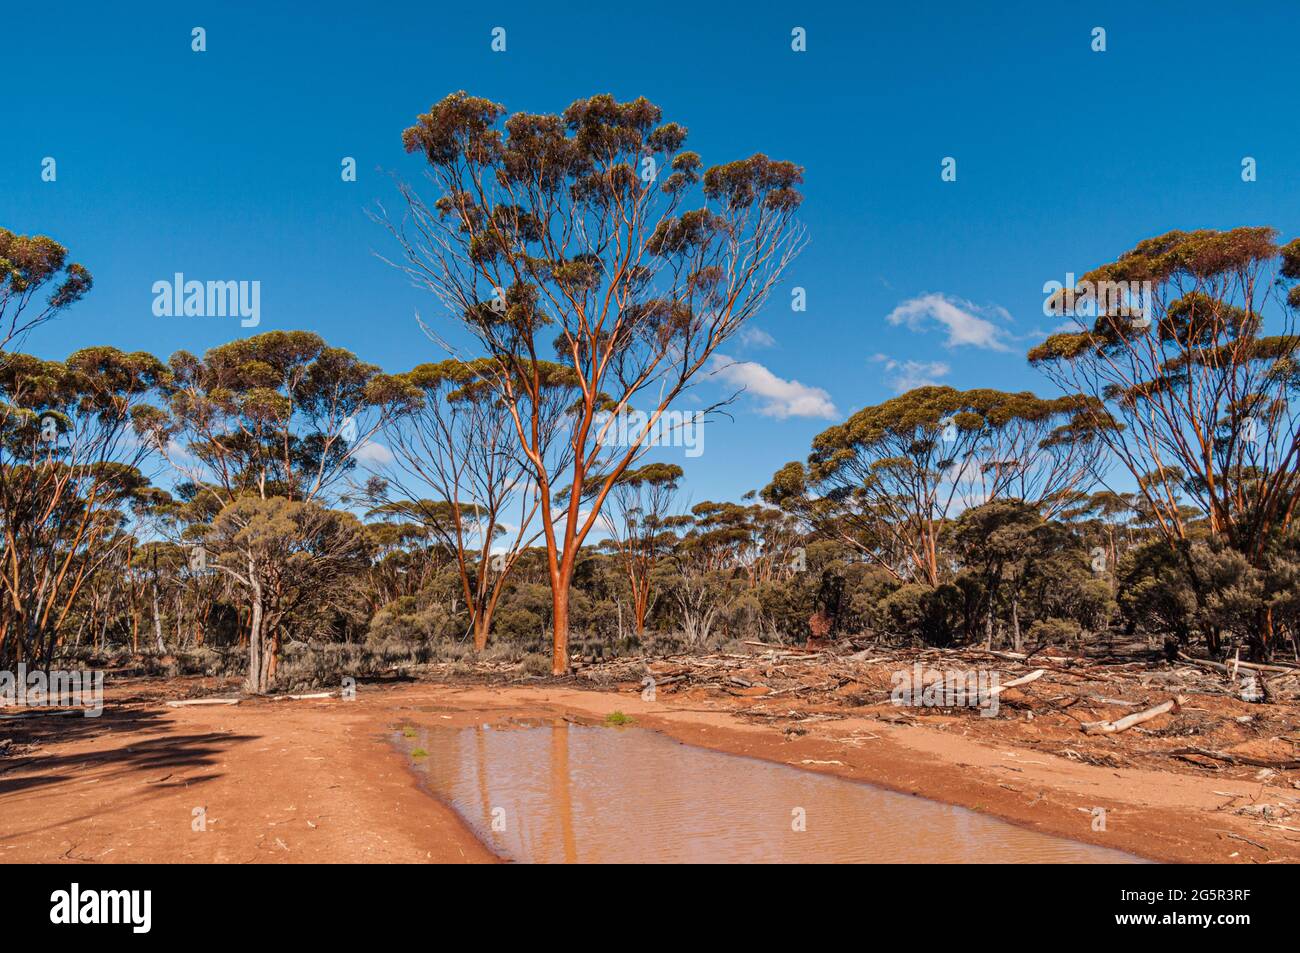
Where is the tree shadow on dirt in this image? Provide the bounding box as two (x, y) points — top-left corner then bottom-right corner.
(1, 687), (257, 796)
(0, 727), (257, 797)
(0, 728), (258, 795)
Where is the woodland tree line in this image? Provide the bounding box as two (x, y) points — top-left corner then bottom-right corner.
(3, 93), (1298, 690)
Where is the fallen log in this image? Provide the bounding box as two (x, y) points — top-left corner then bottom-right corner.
(636, 674), (685, 690)
(0, 709), (86, 719)
(1170, 747), (1300, 770)
(1081, 695), (1184, 735)
(1086, 695), (1141, 708)
(742, 640), (823, 655)
(1177, 652), (1300, 676)
(1213, 830), (1269, 851)
(986, 669), (1046, 697)
(166, 698), (241, 707)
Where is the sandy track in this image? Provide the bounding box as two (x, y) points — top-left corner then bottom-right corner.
(0, 680), (493, 864)
(3, 676), (1297, 863)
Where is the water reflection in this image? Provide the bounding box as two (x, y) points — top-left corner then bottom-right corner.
(400, 720), (1144, 864)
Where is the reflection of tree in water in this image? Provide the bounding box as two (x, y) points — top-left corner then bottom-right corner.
(549, 724), (577, 864)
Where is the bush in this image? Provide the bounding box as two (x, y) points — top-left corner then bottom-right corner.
(1025, 617), (1082, 649)
(879, 583), (963, 647)
(519, 652), (550, 676)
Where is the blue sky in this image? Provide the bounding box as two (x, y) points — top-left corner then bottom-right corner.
(4, 0), (1298, 506)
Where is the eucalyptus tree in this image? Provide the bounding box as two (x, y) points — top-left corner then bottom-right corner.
(1030, 228), (1300, 561)
(153, 331), (412, 509)
(141, 332), (411, 686)
(1030, 228), (1300, 656)
(0, 228), (93, 351)
(656, 499), (800, 646)
(596, 462), (682, 638)
(0, 348), (167, 664)
(384, 91), (804, 672)
(380, 358), (572, 650)
(660, 506), (743, 647)
(204, 496), (371, 693)
(359, 513), (445, 614)
(763, 387), (1104, 587)
(946, 500), (1076, 650)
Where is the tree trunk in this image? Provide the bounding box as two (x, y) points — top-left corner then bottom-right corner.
(473, 580), (507, 653)
(269, 624), (280, 681)
(1011, 593), (1021, 652)
(246, 604), (261, 693)
(551, 578), (570, 675)
(152, 584), (165, 653)
(633, 584), (649, 638)
(245, 569), (269, 694)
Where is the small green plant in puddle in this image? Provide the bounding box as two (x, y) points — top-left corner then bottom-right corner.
(401, 726), (417, 738)
(410, 748), (428, 759)
(604, 711), (634, 727)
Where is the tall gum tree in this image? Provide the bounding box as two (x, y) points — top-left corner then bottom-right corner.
(378, 358), (567, 649)
(763, 387), (1106, 587)
(592, 461), (682, 639)
(144, 331), (411, 688)
(0, 228), (92, 352)
(1029, 228), (1300, 653)
(383, 91), (805, 673)
(155, 331), (410, 508)
(0, 348), (166, 664)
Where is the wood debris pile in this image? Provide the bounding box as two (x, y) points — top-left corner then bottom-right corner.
(557, 639), (1300, 783)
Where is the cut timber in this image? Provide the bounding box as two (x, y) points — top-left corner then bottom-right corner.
(1177, 652), (1300, 676)
(1081, 695), (1184, 735)
(1170, 747), (1300, 770)
(742, 640), (823, 655)
(166, 698), (241, 707)
(269, 692), (337, 701)
(986, 669), (1045, 697)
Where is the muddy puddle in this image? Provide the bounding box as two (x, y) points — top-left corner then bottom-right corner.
(395, 718), (1146, 863)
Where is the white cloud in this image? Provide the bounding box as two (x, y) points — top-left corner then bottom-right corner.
(739, 326), (776, 349)
(870, 354), (951, 393)
(711, 355), (837, 420)
(353, 440), (395, 465)
(886, 293), (1013, 351)
(164, 438), (197, 464)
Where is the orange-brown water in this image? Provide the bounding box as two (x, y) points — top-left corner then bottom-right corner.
(398, 720), (1146, 863)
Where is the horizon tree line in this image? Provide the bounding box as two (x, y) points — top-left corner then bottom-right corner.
(2, 97), (1298, 685)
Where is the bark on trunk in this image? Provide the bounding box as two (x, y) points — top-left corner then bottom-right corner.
(1011, 594), (1021, 653)
(152, 584), (165, 653)
(633, 585), (649, 638)
(546, 529), (582, 675)
(551, 582), (570, 675)
(245, 569), (270, 694)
